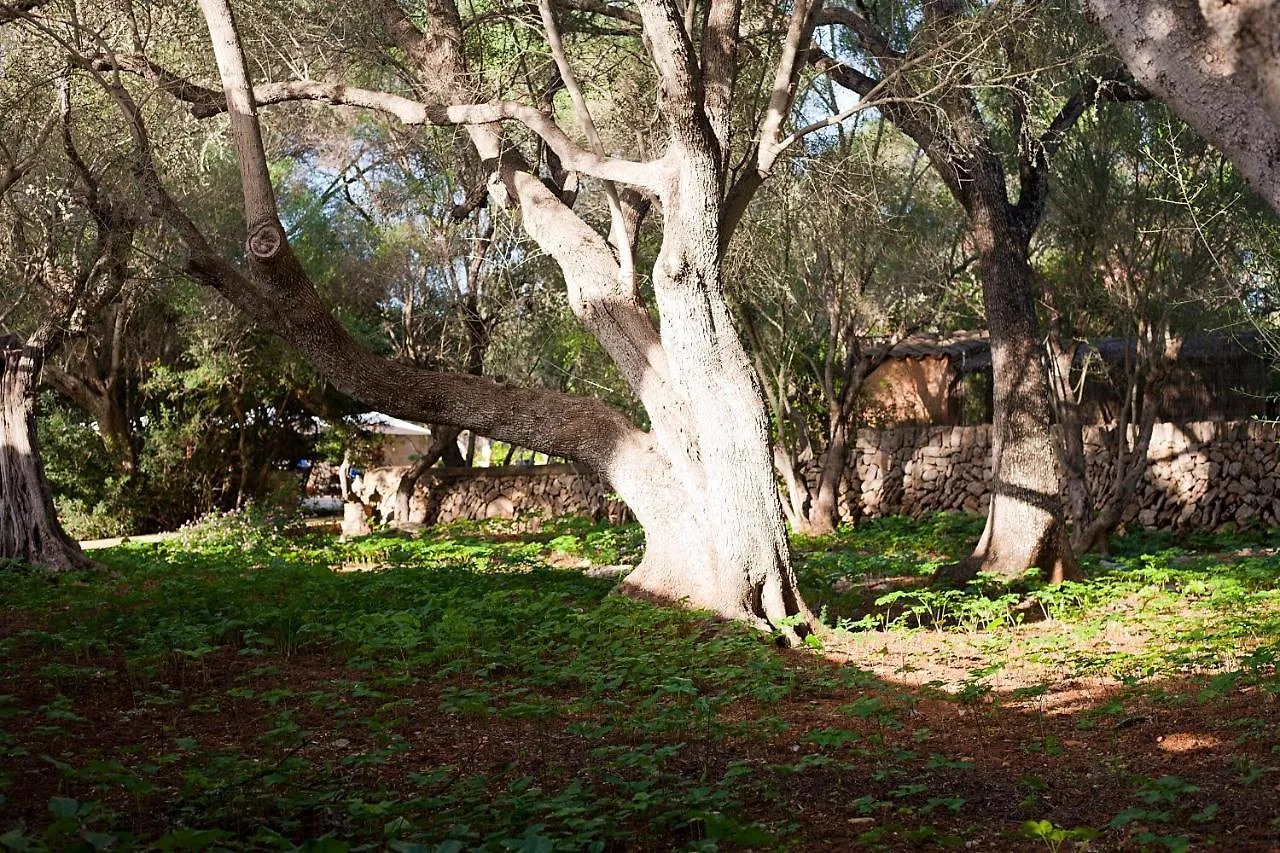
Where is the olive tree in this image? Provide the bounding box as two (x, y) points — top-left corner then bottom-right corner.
(815, 0), (1149, 581)
(6, 0), (933, 635)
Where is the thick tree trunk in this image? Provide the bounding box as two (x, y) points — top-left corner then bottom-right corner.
(937, 201), (1078, 584)
(1085, 0), (1280, 215)
(614, 438), (811, 636)
(0, 335), (96, 571)
(179, 0), (817, 638)
(613, 146), (812, 637)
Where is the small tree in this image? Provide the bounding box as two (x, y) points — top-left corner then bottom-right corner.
(0, 75), (137, 569)
(731, 120), (967, 534)
(1040, 104), (1264, 552)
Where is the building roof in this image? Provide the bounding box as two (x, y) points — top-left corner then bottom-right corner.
(878, 329), (1267, 373)
(880, 331), (991, 372)
(351, 412), (433, 436)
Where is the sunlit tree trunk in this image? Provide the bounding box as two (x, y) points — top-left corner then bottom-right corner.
(937, 190), (1077, 583)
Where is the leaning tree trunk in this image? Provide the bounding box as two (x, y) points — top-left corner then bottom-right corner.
(1072, 382), (1160, 555)
(390, 425), (461, 524)
(937, 199), (1079, 584)
(802, 417), (850, 536)
(0, 333), (96, 571)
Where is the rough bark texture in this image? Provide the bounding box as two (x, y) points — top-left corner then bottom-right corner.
(0, 333), (95, 571)
(615, 137), (809, 632)
(1085, 0), (1280, 215)
(937, 200), (1076, 582)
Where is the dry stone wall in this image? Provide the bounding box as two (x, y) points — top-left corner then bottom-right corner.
(353, 421), (1280, 533)
(352, 464), (629, 527)
(850, 420), (1280, 532)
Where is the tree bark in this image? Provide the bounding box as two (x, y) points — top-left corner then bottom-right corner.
(1085, 0), (1280, 215)
(936, 190), (1078, 583)
(804, 417), (848, 536)
(815, 18), (1101, 583)
(0, 332), (96, 571)
(614, 136), (811, 634)
(172, 0), (817, 637)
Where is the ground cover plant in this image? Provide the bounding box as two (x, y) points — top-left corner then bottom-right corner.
(1, 513), (1278, 850)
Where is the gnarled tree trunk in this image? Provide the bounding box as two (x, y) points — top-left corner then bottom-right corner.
(1085, 0), (1280, 216)
(0, 332), (95, 571)
(614, 142), (810, 631)
(160, 0), (819, 638)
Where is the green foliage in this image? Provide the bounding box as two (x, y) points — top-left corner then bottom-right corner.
(2, 514), (1277, 850)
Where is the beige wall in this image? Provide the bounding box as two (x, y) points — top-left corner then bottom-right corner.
(863, 357), (956, 425)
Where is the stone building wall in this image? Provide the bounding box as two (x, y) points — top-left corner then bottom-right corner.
(850, 420), (1280, 531)
(352, 464), (629, 526)
(354, 421), (1280, 532)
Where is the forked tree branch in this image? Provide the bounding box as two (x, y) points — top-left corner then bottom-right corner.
(84, 55), (664, 190)
(537, 0), (636, 284)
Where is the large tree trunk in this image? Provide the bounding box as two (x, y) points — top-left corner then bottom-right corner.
(1085, 0), (1280, 216)
(616, 145), (812, 635)
(0, 334), (95, 571)
(937, 197), (1078, 584)
(170, 0), (818, 638)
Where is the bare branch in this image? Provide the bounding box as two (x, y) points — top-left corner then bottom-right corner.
(559, 0), (642, 26)
(633, 0), (702, 134)
(1014, 71), (1150, 233)
(537, 0), (636, 283)
(0, 107), (56, 196)
(0, 0), (51, 25)
(702, 0), (743, 152)
(197, 0), (280, 241)
(816, 5), (901, 60)
(101, 58), (665, 189)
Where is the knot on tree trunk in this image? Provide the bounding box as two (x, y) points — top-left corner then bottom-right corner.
(247, 222), (285, 260)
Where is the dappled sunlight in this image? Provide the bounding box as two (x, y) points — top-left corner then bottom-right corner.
(1157, 732), (1223, 753)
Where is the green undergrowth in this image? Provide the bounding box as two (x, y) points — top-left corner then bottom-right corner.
(0, 513), (1277, 850)
(793, 515), (1280, 687)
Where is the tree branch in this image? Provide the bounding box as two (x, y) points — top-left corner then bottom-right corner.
(92, 24), (648, 472)
(1013, 71), (1149, 234)
(816, 5), (901, 60)
(537, 0), (636, 283)
(98, 58), (664, 189)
